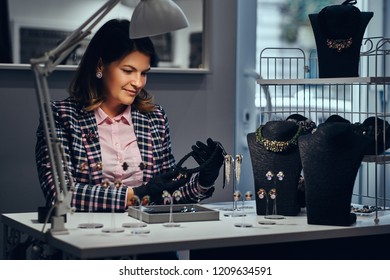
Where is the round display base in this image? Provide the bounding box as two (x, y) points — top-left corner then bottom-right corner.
(234, 223), (253, 228)
(223, 212), (246, 217)
(102, 227), (125, 233)
(78, 223), (104, 229)
(131, 228), (151, 235)
(122, 222), (147, 228)
(264, 214), (285, 220)
(258, 220), (276, 225)
(163, 222), (181, 228)
(220, 207), (234, 211)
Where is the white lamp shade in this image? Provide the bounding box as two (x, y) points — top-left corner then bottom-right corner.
(129, 0), (189, 38)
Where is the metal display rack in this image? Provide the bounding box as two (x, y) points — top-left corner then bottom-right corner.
(257, 37), (390, 222)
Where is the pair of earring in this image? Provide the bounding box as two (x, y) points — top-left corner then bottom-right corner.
(257, 188), (277, 200)
(162, 190), (182, 205)
(233, 190), (253, 202)
(266, 171), (284, 181)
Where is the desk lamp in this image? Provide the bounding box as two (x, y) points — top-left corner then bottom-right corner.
(31, 0), (189, 235)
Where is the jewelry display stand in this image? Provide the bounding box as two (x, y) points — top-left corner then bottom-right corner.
(222, 154), (246, 216)
(102, 186), (124, 233)
(247, 122), (303, 217)
(264, 172), (285, 220)
(257, 35), (390, 225)
(234, 191), (253, 228)
(78, 207), (104, 229)
(162, 191), (181, 228)
(309, 3), (373, 78)
(122, 196), (150, 235)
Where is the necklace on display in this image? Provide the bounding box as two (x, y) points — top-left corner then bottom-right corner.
(255, 125), (302, 152)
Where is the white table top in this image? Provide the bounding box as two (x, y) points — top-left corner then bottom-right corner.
(2, 201), (390, 259)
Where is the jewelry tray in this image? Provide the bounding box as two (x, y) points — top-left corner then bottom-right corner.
(128, 204), (219, 224)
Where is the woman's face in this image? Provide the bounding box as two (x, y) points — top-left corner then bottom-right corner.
(100, 50), (151, 117)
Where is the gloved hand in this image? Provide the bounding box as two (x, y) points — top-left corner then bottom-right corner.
(133, 169), (188, 204)
(191, 138), (225, 188)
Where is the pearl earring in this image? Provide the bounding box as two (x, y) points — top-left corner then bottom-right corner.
(96, 71), (103, 79)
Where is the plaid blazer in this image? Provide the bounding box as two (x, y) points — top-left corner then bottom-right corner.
(35, 98), (212, 211)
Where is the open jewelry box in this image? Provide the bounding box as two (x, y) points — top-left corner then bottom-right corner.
(128, 204), (219, 224)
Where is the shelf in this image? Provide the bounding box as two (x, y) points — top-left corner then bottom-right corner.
(257, 76), (390, 85)
(363, 154), (390, 164)
(0, 63), (210, 74)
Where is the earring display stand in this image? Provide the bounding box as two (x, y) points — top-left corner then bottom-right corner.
(163, 191), (181, 228)
(234, 194), (253, 228)
(78, 204), (104, 229)
(122, 196), (150, 234)
(223, 154), (246, 217)
(265, 173), (285, 220)
(102, 186), (125, 233)
(230, 190), (246, 217)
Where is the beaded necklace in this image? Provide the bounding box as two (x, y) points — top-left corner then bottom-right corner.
(255, 125), (302, 153)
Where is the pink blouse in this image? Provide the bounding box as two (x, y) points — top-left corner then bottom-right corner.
(94, 106), (144, 189)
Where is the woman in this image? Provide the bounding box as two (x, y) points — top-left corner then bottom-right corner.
(35, 19), (224, 212)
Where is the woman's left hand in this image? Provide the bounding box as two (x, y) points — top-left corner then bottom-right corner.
(191, 138), (225, 188)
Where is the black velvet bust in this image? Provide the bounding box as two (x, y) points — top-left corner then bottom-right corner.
(247, 121), (303, 216)
(298, 121), (370, 226)
(309, 4), (373, 78)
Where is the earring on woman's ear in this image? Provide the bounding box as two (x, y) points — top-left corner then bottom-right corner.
(96, 71), (103, 79)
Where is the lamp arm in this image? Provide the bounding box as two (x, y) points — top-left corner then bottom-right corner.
(30, 0), (121, 234)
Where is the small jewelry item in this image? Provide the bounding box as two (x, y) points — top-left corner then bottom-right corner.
(172, 190), (182, 202)
(233, 190), (242, 201)
(80, 162), (88, 172)
(140, 195), (150, 206)
(245, 191), (253, 201)
(269, 188), (277, 200)
(257, 188), (266, 199)
(255, 125), (302, 152)
(276, 171), (284, 181)
(162, 191), (172, 205)
(96, 162), (103, 170)
(224, 155), (233, 184)
(172, 173), (187, 182)
(96, 71), (103, 79)
(326, 37), (353, 52)
(102, 180), (110, 188)
(266, 171), (274, 181)
(235, 154), (243, 184)
(128, 195), (140, 207)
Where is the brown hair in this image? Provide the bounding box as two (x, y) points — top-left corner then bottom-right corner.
(68, 19), (157, 113)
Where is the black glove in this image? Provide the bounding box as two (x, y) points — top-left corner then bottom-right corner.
(133, 170), (188, 204)
(191, 138), (225, 188)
